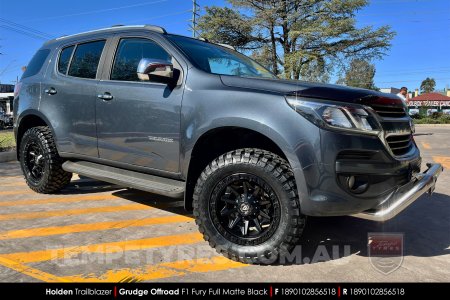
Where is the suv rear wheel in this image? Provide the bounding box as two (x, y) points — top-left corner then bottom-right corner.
(19, 126), (72, 193)
(193, 148), (306, 264)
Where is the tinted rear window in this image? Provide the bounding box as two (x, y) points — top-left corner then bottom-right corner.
(68, 40), (105, 79)
(58, 45), (75, 75)
(22, 49), (51, 79)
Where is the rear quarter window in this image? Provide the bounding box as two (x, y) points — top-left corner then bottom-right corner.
(21, 49), (51, 79)
(58, 45), (75, 75)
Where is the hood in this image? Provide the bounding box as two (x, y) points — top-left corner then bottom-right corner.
(220, 76), (400, 104)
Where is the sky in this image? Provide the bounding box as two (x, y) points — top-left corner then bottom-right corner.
(0, 0), (449, 91)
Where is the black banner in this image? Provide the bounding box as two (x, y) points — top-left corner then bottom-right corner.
(0, 283), (448, 298)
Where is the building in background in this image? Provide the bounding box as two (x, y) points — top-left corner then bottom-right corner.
(408, 92), (450, 115)
(0, 84), (14, 115)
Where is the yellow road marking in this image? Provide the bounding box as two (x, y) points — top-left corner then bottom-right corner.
(0, 190), (34, 196)
(61, 256), (246, 282)
(0, 182), (28, 187)
(421, 142), (432, 150)
(433, 156), (450, 169)
(0, 256), (68, 282)
(0, 194), (115, 207)
(0, 215), (193, 240)
(162, 256), (246, 272)
(0, 203), (152, 221)
(3, 232), (203, 263)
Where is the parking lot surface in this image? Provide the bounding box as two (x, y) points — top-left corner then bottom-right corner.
(0, 126), (449, 282)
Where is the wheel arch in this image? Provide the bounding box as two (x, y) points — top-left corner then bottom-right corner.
(16, 110), (55, 160)
(183, 125), (303, 210)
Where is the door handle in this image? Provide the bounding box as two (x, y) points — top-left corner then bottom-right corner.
(44, 87), (57, 95)
(97, 93), (113, 101)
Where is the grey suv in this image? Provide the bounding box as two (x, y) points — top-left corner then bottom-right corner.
(14, 25), (442, 263)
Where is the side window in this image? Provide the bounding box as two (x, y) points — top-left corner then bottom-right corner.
(22, 49), (51, 79)
(111, 38), (171, 81)
(58, 45), (74, 75)
(68, 40), (106, 79)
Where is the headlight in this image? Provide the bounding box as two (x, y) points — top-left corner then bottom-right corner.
(286, 96), (381, 135)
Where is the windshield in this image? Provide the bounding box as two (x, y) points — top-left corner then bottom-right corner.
(167, 35), (277, 79)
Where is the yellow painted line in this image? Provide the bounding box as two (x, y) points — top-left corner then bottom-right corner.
(61, 256), (246, 282)
(3, 232), (203, 263)
(63, 264), (184, 282)
(0, 215), (193, 240)
(0, 182), (28, 187)
(0, 203), (152, 221)
(0, 190), (34, 196)
(421, 142), (432, 150)
(0, 194), (115, 207)
(433, 156), (450, 169)
(161, 256), (246, 273)
(0, 256), (68, 282)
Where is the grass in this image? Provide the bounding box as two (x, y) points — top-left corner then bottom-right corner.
(0, 131), (15, 152)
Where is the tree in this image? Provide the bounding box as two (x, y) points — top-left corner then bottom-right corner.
(420, 77), (436, 93)
(198, 0), (395, 80)
(342, 59), (377, 90)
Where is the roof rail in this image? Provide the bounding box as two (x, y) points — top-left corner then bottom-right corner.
(218, 43), (235, 50)
(144, 25), (167, 34)
(55, 25), (167, 41)
(195, 37), (235, 50)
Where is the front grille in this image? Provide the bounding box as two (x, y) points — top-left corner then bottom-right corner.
(369, 105), (406, 118)
(386, 134), (412, 156)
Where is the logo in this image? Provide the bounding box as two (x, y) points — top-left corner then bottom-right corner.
(368, 232), (404, 275)
(148, 136), (174, 143)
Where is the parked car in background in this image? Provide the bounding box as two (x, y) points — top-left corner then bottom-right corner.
(0, 110), (13, 129)
(427, 109), (438, 116)
(408, 108), (419, 116)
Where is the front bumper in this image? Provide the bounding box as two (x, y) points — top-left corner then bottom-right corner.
(352, 163), (443, 221)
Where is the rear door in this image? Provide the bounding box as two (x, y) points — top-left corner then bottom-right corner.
(95, 34), (184, 173)
(40, 38), (110, 157)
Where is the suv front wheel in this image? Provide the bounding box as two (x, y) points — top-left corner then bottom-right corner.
(19, 126), (72, 193)
(193, 148), (306, 264)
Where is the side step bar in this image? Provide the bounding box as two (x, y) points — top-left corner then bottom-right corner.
(62, 161), (185, 198)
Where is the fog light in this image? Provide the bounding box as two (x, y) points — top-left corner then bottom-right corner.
(347, 175), (369, 194)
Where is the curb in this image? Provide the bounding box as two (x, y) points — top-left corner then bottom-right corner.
(0, 151), (17, 163)
(415, 124), (450, 127)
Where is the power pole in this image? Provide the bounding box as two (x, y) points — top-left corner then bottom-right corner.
(190, 0), (200, 38)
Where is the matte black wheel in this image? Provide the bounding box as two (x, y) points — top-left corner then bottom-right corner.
(19, 126), (72, 193)
(193, 148), (306, 264)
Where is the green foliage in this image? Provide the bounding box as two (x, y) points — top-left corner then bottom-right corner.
(198, 0), (395, 80)
(413, 116), (450, 124)
(411, 112), (450, 124)
(420, 77), (436, 93)
(343, 59), (377, 90)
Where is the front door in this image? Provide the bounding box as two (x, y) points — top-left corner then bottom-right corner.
(95, 37), (182, 173)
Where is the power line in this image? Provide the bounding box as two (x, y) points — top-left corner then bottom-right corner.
(0, 18), (53, 39)
(22, 0), (172, 23)
(0, 24), (49, 40)
(121, 9), (191, 24)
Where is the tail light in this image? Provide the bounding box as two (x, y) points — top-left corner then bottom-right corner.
(14, 82), (22, 98)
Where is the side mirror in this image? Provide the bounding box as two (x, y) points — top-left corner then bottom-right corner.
(137, 58), (173, 82)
